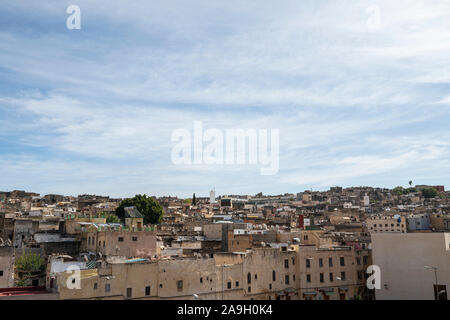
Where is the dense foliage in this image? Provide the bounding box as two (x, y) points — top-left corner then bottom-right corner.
(116, 194), (164, 224)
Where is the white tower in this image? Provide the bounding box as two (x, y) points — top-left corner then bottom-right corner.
(363, 194), (370, 207)
(210, 189), (216, 204)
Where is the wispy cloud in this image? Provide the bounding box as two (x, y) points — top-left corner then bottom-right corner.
(1, 0), (450, 197)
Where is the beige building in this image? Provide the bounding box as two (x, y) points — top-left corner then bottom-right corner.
(82, 229), (157, 258)
(366, 215), (407, 233)
(0, 247), (14, 288)
(296, 245), (367, 300)
(372, 232), (450, 300)
(56, 247), (299, 300)
(227, 230), (252, 252)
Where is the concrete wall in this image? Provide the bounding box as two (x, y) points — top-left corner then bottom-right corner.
(372, 232), (450, 299)
(203, 224), (222, 240)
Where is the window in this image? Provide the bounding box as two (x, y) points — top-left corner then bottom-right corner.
(329, 257), (333, 267)
(105, 284), (111, 292)
(306, 274), (311, 283)
(236, 281), (239, 287)
(247, 273), (251, 284)
(293, 275), (295, 281)
(0, 271), (3, 277)
(272, 270), (276, 282)
(94, 283), (98, 290)
(292, 258), (295, 265)
(306, 259), (311, 268)
(341, 272), (346, 280)
(340, 257), (345, 266)
(132, 236), (138, 241)
(363, 256), (368, 264)
(356, 257), (361, 265)
(227, 282), (232, 289)
(248, 286), (251, 293)
(177, 280), (183, 292)
(145, 286), (151, 296)
(284, 259), (289, 268)
(200, 277), (203, 283)
(319, 258), (323, 267)
(103, 241), (105, 247)
(118, 237), (124, 242)
(285, 275), (290, 285)
(320, 273), (324, 283)
(126, 288), (132, 298)
(98, 241), (101, 246)
(255, 274), (257, 280)
(269, 283), (272, 290)
(329, 273), (333, 282)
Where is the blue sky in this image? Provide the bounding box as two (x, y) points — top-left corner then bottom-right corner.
(1, 0), (450, 198)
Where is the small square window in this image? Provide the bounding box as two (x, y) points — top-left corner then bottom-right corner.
(118, 237), (124, 242)
(177, 280), (183, 291)
(132, 236), (138, 241)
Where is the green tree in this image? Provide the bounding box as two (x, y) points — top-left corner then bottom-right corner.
(404, 187), (417, 194)
(422, 187), (438, 199)
(393, 186), (404, 195)
(106, 214), (120, 223)
(15, 252), (46, 286)
(115, 194), (164, 224)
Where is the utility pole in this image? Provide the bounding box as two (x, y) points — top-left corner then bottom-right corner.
(424, 266), (439, 300)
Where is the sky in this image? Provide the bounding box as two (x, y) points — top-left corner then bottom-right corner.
(1, 0), (450, 198)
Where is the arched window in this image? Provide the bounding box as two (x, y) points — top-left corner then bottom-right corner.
(247, 272), (251, 284)
(272, 270), (276, 281)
